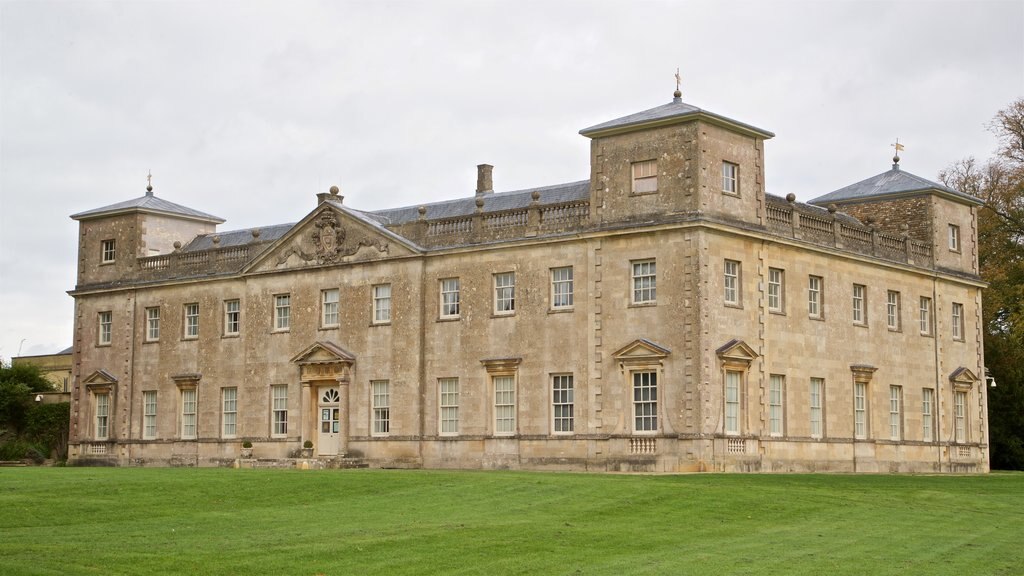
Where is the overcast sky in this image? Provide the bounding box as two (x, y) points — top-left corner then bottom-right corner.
(1, 0), (1021, 361)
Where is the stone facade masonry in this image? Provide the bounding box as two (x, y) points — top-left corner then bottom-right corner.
(66, 96), (989, 473)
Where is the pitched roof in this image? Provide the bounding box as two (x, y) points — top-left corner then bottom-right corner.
(181, 223), (294, 252)
(368, 180), (590, 225)
(70, 191), (225, 223)
(579, 96), (774, 139)
(809, 164), (983, 207)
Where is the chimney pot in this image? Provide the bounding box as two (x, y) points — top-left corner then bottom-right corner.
(476, 164), (493, 196)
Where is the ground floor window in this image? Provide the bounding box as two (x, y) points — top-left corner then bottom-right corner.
(854, 382), (867, 439)
(633, 371), (657, 432)
(494, 376), (516, 435)
(181, 388), (197, 439)
(954, 391), (967, 443)
(143, 391), (157, 439)
(552, 374), (574, 433)
(769, 374), (784, 436)
(810, 378), (824, 438)
(95, 393), (110, 440)
(725, 371), (741, 434)
(922, 388), (934, 442)
(272, 385), (288, 437)
(889, 386), (902, 441)
(372, 380), (390, 436)
(222, 387), (237, 438)
(439, 378), (459, 435)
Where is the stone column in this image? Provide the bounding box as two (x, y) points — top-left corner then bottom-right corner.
(338, 372), (350, 456)
(300, 381), (311, 448)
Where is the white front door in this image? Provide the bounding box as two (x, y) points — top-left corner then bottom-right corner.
(318, 387), (340, 456)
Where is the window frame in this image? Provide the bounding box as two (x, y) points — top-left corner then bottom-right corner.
(493, 375), (516, 436)
(440, 278), (461, 319)
(439, 377), (460, 436)
(551, 374), (575, 434)
(95, 392), (110, 440)
(222, 387), (237, 439)
(724, 259), (741, 307)
(145, 306), (161, 342)
(919, 296), (933, 336)
(631, 159), (658, 194)
(886, 290), (901, 331)
(889, 385), (902, 441)
(100, 239), (116, 264)
(98, 311), (113, 346)
(954, 390), (968, 443)
(271, 384), (288, 438)
(948, 224), (961, 252)
(922, 388), (935, 442)
(767, 268), (784, 314)
(721, 161), (739, 195)
(224, 299), (240, 336)
(180, 388), (197, 440)
(810, 377), (824, 439)
(550, 267), (574, 310)
(854, 382), (868, 440)
(768, 374), (785, 437)
(852, 284), (867, 326)
(632, 370), (658, 433)
(631, 260), (657, 305)
(373, 284), (392, 324)
(952, 302), (965, 341)
(184, 303), (199, 339)
(321, 288), (340, 328)
(142, 390), (157, 440)
(274, 294), (291, 332)
(371, 380), (390, 436)
(494, 272), (516, 315)
(724, 370), (742, 435)
(808, 275), (823, 319)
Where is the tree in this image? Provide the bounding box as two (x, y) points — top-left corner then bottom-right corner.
(941, 98), (1024, 470)
(0, 360), (54, 434)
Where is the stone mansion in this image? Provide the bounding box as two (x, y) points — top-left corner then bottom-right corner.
(67, 90), (988, 472)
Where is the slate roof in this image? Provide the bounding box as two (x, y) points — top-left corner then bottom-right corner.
(579, 96), (774, 139)
(182, 223), (294, 252)
(71, 191), (225, 223)
(809, 165), (983, 206)
(367, 180), (590, 225)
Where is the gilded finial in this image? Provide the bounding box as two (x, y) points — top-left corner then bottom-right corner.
(891, 138), (904, 168)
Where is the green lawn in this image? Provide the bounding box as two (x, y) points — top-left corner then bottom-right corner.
(1, 468), (1021, 575)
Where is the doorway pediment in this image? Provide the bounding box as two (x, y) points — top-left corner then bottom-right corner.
(291, 341), (356, 383)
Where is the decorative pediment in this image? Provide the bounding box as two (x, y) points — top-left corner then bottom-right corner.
(715, 339), (758, 369)
(949, 367), (979, 391)
(292, 341), (356, 383)
(850, 364), (878, 384)
(244, 204), (421, 273)
(83, 369), (117, 392)
(172, 372), (202, 389)
(481, 357), (523, 374)
(612, 339), (671, 369)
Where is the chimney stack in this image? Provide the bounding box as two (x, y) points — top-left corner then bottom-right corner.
(476, 164), (493, 196)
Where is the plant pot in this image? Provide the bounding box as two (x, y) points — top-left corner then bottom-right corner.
(240, 448), (253, 459)
(300, 448), (313, 458)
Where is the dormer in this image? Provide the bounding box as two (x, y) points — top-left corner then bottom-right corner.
(70, 183), (224, 287)
(809, 159), (983, 275)
(579, 90), (774, 227)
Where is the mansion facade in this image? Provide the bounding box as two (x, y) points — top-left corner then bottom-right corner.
(67, 91), (988, 472)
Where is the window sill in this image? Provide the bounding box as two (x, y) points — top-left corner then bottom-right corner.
(853, 322), (868, 328)
(629, 302), (657, 309)
(222, 333), (240, 339)
(271, 329), (290, 334)
(437, 316), (461, 323)
(99, 261), (115, 266)
(768, 309), (786, 316)
(724, 303), (742, 310)
(96, 343), (112, 348)
(318, 325), (339, 331)
(629, 190), (658, 197)
(181, 336), (198, 341)
(143, 339), (159, 344)
(808, 316), (825, 322)
(369, 321), (392, 327)
(490, 312), (516, 318)
(887, 327), (901, 333)
(548, 307), (574, 314)
(722, 191), (740, 198)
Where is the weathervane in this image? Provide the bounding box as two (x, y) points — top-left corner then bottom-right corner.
(673, 68), (682, 99)
(146, 169), (153, 193)
(891, 138), (905, 167)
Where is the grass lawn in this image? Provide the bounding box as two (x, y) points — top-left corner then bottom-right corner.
(1, 468), (1022, 575)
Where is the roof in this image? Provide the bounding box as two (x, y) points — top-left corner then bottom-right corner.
(182, 223), (294, 252)
(810, 164), (983, 207)
(368, 180), (590, 225)
(70, 191), (225, 223)
(579, 95), (774, 139)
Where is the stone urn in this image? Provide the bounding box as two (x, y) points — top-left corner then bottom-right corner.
(240, 441), (253, 459)
(300, 440), (314, 459)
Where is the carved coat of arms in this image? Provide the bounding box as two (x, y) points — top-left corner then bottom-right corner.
(312, 212), (346, 264)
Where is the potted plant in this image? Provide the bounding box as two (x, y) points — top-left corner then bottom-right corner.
(240, 440), (253, 459)
(300, 440), (314, 458)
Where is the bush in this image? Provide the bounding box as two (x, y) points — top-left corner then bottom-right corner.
(303, 440), (313, 449)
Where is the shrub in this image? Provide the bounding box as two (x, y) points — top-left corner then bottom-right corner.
(242, 441), (253, 448)
(303, 440), (313, 449)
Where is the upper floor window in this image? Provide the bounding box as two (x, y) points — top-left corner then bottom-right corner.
(767, 268), (784, 313)
(808, 275), (823, 319)
(852, 284), (866, 325)
(101, 239), (116, 263)
(440, 278), (460, 319)
(184, 303), (199, 338)
(631, 160), (658, 194)
(551, 267), (574, 309)
(948, 224), (961, 252)
(722, 161), (739, 195)
(886, 290), (901, 331)
(632, 260), (656, 304)
(724, 260), (741, 306)
(952, 302), (965, 341)
(322, 289), (339, 328)
(224, 300), (240, 336)
(373, 284), (392, 324)
(274, 294), (291, 331)
(919, 296), (932, 336)
(494, 272), (515, 314)
(98, 311), (113, 345)
(145, 307), (161, 342)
